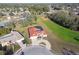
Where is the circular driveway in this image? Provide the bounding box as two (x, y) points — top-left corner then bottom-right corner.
(37, 40), (51, 50)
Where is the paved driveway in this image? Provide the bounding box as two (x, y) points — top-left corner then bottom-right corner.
(14, 45), (53, 55)
(31, 38), (51, 50)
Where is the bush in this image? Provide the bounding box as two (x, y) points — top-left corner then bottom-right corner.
(0, 28), (11, 36)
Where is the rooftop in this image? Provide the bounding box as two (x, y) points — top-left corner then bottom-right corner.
(0, 31), (24, 42)
(28, 26), (46, 38)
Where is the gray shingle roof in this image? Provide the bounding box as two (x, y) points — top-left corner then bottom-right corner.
(0, 31), (24, 42)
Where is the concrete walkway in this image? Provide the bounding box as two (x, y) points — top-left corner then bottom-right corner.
(31, 39), (51, 50)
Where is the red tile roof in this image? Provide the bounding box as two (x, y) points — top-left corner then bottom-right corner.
(28, 26), (46, 38)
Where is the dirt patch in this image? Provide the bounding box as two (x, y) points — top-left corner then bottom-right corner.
(46, 27), (79, 54)
(40, 16), (48, 21)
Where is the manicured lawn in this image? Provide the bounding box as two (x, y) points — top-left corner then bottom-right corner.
(38, 17), (79, 44)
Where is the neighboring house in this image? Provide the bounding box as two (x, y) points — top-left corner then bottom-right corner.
(0, 31), (24, 46)
(19, 11), (31, 20)
(0, 23), (5, 28)
(28, 26), (47, 40)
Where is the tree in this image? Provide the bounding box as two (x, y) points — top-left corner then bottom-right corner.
(0, 44), (2, 50)
(3, 45), (7, 51)
(4, 48), (13, 55)
(47, 11), (79, 31)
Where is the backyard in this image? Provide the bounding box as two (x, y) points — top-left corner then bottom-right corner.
(38, 16), (79, 44)
(36, 16), (79, 54)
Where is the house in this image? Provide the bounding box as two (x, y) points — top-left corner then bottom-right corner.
(19, 11), (31, 20)
(28, 26), (52, 50)
(28, 26), (47, 40)
(0, 22), (5, 28)
(0, 31), (24, 46)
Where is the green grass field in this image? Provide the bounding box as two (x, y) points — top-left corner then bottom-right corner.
(38, 17), (79, 44)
